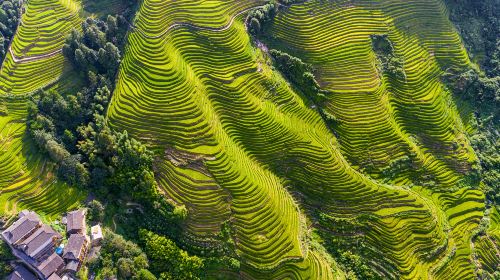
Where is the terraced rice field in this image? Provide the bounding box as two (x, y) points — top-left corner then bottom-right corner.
(0, 96), (84, 219)
(0, 0), (84, 219)
(104, 0), (497, 278)
(0, 0), (81, 95)
(0, 0), (497, 278)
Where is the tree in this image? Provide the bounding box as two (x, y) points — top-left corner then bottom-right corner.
(117, 258), (135, 278)
(0, 240), (14, 279)
(249, 18), (261, 34)
(88, 200), (105, 222)
(139, 230), (204, 280)
(135, 269), (157, 280)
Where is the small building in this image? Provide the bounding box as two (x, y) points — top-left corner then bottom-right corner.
(7, 265), (37, 280)
(37, 253), (65, 279)
(66, 210), (86, 235)
(47, 273), (62, 280)
(65, 260), (79, 275)
(90, 225), (103, 246)
(63, 234), (89, 273)
(18, 224), (62, 261)
(2, 211), (41, 246)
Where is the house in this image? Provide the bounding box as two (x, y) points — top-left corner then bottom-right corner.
(36, 253), (65, 279)
(63, 234), (89, 273)
(47, 273), (62, 280)
(18, 224), (62, 261)
(7, 265), (37, 280)
(2, 211), (41, 246)
(90, 225), (103, 246)
(66, 210), (86, 235)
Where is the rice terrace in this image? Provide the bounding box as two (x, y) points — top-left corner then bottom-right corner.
(0, 0), (498, 279)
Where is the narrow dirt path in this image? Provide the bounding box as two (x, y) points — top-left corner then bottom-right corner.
(9, 46), (62, 63)
(128, 4), (271, 39)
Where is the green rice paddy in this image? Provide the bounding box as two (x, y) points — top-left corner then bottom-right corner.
(0, 0), (497, 278)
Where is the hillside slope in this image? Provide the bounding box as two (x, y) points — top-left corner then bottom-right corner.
(0, 0), (497, 279)
(106, 0), (494, 279)
(0, 0), (84, 219)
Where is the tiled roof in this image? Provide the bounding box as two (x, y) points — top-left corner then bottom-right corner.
(7, 265), (37, 280)
(66, 210), (85, 233)
(47, 273), (62, 280)
(37, 253), (64, 278)
(19, 224), (60, 259)
(65, 260), (79, 273)
(2, 211), (41, 244)
(63, 234), (87, 260)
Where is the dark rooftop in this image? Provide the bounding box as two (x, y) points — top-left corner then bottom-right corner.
(47, 273), (62, 280)
(63, 234), (87, 260)
(2, 211), (41, 245)
(19, 224), (61, 259)
(66, 210), (85, 233)
(7, 265), (37, 280)
(37, 253), (64, 278)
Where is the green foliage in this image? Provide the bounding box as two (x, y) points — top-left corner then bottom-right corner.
(371, 35), (405, 80)
(139, 230), (204, 280)
(135, 269), (157, 280)
(467, 117), (500, 205)
(339, 251), (383, 280)
(446, 0), (499, 76)
(246, 2), (277, 34)
(269, 49), (325, 102)
(28, 14), (160, 204)
(0, 0), (21, 62)
(78, 116), (159, 201)
(0, 239), (14, 279)
(172, 205), (188, 221)
(88, 199), (105, 223)
(89, 229), (154, 280)
(446, 68), (500, 106)
(63, 16), (128, 79)
(316, 214), (385, 280)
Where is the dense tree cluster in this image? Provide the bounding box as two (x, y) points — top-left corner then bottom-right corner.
(446, 0), (499, 77)
(63, 16), (128, 79)
(246, 2), (277, 34)
(467, 117), (500, 207)
(446, 68), (500, 106)
(0, 240), (14, 278)
(27, 85), (164, 203)
(371, 35), (405, 80)
(0, 0), (21, 62)
(139, 230), (204, 280)
(444, 0), (500, 217)
(88, 229), (156, 280)
(28, 15), (168, 205)
(269, 49), (325, 101)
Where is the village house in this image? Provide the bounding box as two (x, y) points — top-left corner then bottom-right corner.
(2, 209), (93, 280)
(90, 224), (103, 246)
(63, 234), (89, 273)
(2, 210), (41, 246)
(66, 210), (86, 235)
(47, 273), (62, 280)
(36, 253), (65, 279)
(6, 265), (37, 280)
(18, 224), (62, 262)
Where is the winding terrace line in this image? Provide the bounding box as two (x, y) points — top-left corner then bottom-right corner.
(5, 3), (279, 64)
(8, 46), (62, 63)
(128, 4), (273, 39)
